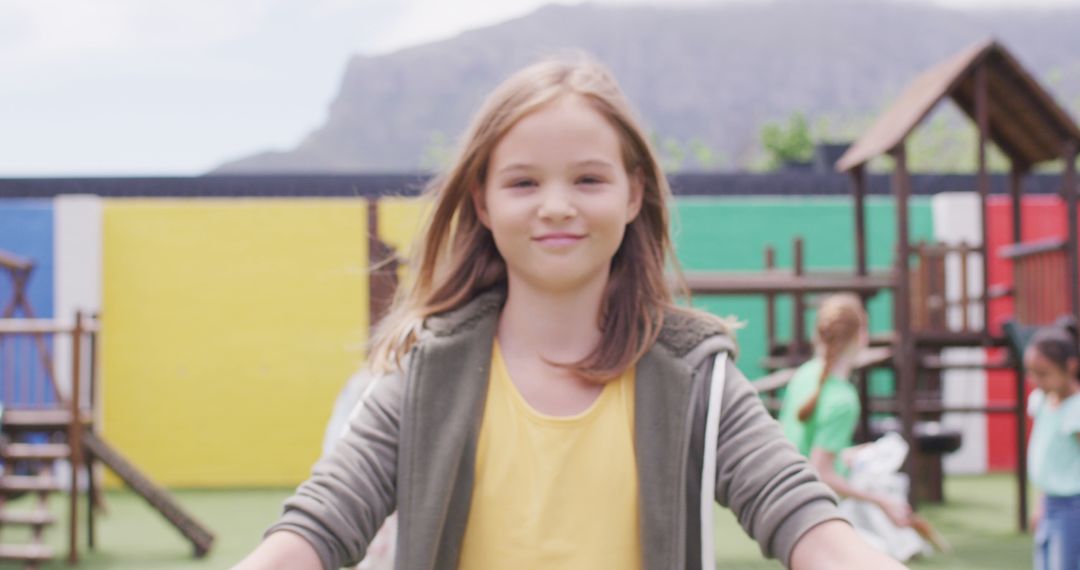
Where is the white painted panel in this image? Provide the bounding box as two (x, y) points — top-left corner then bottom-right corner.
(932, 192), (988, 475)
(52, 194), (103, 489)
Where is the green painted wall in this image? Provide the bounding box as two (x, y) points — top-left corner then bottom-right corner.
(672, 196), (935, 395)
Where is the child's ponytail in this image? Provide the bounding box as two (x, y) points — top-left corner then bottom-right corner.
(797, 294), (866, 422)
(798, 342), (841, 422)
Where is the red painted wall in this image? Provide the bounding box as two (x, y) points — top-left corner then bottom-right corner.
(985, 195), (1073, 470)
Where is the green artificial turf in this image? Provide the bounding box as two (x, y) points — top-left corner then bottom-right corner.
(0, 474), (1032, 569)
(5, 488), (292, 569)
(710, 473), (1034, 569)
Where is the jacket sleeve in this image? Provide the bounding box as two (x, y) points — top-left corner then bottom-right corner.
(264, 368), (406, 570)
(713, 357), (846, 568)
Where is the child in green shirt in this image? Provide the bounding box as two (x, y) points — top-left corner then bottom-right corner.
(779, 294), (921, 559)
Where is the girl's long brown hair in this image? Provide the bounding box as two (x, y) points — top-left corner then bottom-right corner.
(368, 55), (695, 382)
(798, 294), (866, 422)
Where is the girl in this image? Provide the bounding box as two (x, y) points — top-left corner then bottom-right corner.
(778, 294), (926, 561)
(1024, 320), (1080, 570)
(234, 57), (904, 570)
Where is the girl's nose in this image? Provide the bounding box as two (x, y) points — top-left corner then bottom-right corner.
(538, 186), (577, 220)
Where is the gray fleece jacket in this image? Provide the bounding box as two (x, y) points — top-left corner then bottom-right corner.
(267, 290), (843, 569)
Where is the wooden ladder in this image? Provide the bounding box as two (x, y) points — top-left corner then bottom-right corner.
(0, 408), (88, 567)
(0, 408), (215, 562)
(0, 438), (67, 569)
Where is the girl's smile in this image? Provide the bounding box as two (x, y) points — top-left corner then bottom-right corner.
(532, 232), (585, 248)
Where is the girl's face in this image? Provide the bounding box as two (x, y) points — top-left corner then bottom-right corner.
(476, 94), (643, 294)
(1024, 346), (1078, 394)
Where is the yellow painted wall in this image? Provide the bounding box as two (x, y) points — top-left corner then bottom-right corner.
(376, 196), (429, 259)
(101, 199), (368, 487)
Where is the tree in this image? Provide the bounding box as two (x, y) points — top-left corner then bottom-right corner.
(760, 112), (814, 170)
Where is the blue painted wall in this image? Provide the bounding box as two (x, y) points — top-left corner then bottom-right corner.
(0, 201), (54, 318)
(0, 201), (55, 406)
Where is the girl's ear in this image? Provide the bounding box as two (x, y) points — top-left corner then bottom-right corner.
(626, 168), (645, 224)
(472, 185), (491, 229)
(1067, 356), (1080, 379)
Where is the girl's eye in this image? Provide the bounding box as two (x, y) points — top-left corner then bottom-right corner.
(576, 175), (604, 185)
(509, 179), (536, 188)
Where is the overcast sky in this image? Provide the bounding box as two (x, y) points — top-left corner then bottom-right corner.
(2, 0), (1078, 177)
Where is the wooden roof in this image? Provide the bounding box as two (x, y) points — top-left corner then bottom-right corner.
(837, 39), (1080, 172)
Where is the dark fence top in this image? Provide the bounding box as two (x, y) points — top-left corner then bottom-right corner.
(0, 172), (1068, 199)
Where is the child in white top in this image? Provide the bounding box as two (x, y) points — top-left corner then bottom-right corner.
(1024, 320), (1080, 570)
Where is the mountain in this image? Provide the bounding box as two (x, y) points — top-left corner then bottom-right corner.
(211, 0), (1080, 174)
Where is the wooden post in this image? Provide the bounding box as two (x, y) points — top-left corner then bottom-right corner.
(1010, 161), (1029, 532)
(960, 242), (971, 331)
(793, 237), (807, 360)
(913, 242), (927, 331)
(765, 246), (777, 354)
(852, 165), (872, 442)
(892, 143), (919, 507)
(86, 455), (95, 550)
(86, 316), (99, 550)
(853, 165), (868, 278)
(1009, 164), (1024, 246)
(367, 199), (399, 335)
(68, 311), (84, 564)
(1065, 141), (1079, 323)
(976, 64), (992, 340)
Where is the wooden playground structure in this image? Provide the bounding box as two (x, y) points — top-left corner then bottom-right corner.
(685, 39), (1080, 531)
(0, 250), (214, 568)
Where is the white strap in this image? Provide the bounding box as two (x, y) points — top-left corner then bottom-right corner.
(700, 352), (728, 570)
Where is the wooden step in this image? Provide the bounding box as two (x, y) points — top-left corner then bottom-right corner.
(0, 443), (70, 461)
(919, 354), (1014, 371)
(0, 543), (54, 562)
(1, 409), (90, 431)
(0, 509), (55, 526)
(0, 476), (61, 494)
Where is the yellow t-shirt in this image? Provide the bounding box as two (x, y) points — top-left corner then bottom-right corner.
(457, 342), (641, 569)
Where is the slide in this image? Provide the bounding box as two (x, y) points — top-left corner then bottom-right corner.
(81, 431), (214, 557)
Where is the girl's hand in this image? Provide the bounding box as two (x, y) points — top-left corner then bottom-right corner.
(839, 443), (872, 468)
(876, 496), (913, 527)
(1029, 506), (1043, 531)
(1030, 491), (1045, 531)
